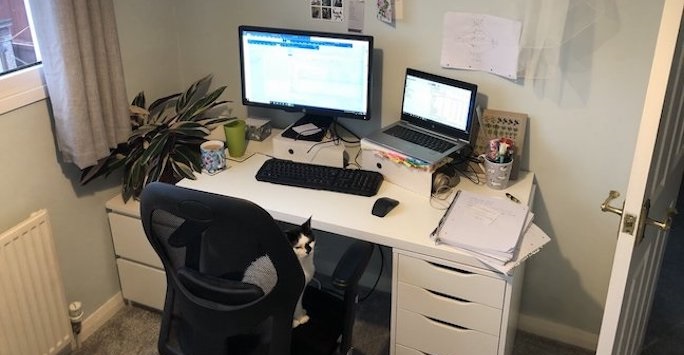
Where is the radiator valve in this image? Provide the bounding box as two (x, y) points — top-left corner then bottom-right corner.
(68, 301), (83, 335)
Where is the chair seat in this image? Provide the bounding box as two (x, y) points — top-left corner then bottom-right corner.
(291, 286), (345, 355)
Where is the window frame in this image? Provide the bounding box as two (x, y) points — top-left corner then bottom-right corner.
(0, 65), (47, 115)
(0, 0), (46, 115)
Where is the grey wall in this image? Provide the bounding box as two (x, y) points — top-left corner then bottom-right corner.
(0, 101), (121, 317)
(0, 0), (182, 318)
(164, 0), (665, 347)
(0, 0), (664, 349)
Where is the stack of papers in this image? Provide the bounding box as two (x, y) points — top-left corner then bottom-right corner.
(431, 190), (550, 274)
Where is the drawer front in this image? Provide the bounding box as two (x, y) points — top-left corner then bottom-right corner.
(397, 282), (501, 336)
(396, 309), (498, 355)
(397, 254), (504, 308)
(117, 258), (166, 311)
(396, 344), (425, 355)
(109, 213), (162, 268)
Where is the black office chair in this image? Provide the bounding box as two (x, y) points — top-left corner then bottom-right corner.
(140, 182), (374, 355)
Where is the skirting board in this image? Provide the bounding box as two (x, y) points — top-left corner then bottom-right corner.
(518, 313), (598, 351)
(78, 292), (125, 343)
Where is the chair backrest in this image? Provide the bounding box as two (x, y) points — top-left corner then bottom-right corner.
(140, 182), (305, 355)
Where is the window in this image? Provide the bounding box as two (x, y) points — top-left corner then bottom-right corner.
(0, 0), (45, 115)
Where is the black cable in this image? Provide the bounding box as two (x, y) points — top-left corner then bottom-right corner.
(359, 245), (384, 302)
(305, 137), (342, 154)
(331, 118), (362, 144)
(455, 159), (481, 184)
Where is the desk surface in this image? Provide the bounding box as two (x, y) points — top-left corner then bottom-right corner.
(171, 135), (535, 272)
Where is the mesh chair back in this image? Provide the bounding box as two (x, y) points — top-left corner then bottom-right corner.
(140, 182), (305, 355)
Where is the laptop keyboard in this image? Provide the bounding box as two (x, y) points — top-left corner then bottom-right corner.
(385, 125), (455, 153)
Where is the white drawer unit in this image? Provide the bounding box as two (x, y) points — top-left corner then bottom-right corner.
(392, 251), (522, 355)
(396, 308), (498, 355)
(397, 253), (505, 309)
(116, 258), (166, 310)
(108, 212), (162, 268)
(107, 196), (166, 311)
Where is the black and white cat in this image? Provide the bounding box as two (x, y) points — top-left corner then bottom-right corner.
(241, 217), (316, 328)
(286, 217), (316, 328)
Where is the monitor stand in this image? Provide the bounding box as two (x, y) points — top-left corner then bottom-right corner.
(280, 114), (334, 142)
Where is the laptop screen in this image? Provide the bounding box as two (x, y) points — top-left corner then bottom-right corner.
(401, 68), (478, 142)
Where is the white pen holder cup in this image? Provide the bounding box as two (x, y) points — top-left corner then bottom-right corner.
(200, 140), (227, 175)
(480, 154), (513, 190)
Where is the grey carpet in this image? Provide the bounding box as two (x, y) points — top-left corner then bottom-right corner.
(72, 288), (593, 355)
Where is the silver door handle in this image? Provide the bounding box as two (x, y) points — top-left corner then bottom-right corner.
(601, 190), (624, 216)
(645, 208), (677, 231)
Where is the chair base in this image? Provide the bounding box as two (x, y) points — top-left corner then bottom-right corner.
(291, 286), (345, 355)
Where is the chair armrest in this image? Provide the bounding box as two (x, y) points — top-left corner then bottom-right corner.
(332, 241), (374, 290)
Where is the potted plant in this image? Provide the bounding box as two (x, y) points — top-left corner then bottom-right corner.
(81, 75), (234, 202)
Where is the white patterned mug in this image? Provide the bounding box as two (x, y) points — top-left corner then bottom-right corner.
(200, 140), (226, 175)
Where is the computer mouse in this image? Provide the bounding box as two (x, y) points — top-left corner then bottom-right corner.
(372, 197), (399, 217)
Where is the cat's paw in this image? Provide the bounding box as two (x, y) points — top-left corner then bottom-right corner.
(292, 314), (310, 328)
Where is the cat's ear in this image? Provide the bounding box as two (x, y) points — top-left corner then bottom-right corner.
(302, 216), (313, 234)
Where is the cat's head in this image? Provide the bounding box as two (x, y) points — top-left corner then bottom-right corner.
(286, 217), (315, 258)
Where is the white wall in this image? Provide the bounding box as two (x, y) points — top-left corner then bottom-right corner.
(164, 0), (666, 348)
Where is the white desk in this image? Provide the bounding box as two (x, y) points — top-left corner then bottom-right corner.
(107, 133), (535, 355)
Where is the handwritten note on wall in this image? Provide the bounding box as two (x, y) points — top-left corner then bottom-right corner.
(441, 12), (522, 80)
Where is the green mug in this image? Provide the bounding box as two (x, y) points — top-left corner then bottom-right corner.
(223, 119), (247, 158)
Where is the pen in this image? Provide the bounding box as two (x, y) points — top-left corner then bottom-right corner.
(506, 193), (520, 203)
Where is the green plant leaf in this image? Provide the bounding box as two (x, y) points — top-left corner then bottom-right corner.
(139, 134), (169, 166)
(176, 75), (212, 113)
(171, 125), (211, 137)
(178, 86), (226, 122)
(194, 116), (234, 128)
(174, 145), (202, 172)
(131, 92), (145, 108)
(170, 159), (196, 180)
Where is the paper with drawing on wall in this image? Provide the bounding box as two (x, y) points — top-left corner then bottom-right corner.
(440, 12), (522, 80)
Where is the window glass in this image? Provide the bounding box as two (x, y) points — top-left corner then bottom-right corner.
(0, 0), (40, 75)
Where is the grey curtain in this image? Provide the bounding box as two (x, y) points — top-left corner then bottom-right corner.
(29, 0), (130, 169)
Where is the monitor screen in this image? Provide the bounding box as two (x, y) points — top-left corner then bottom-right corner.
(238, 26), (373, 121)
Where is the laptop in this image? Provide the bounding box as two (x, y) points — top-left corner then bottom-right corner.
(364, 68), (478, 165)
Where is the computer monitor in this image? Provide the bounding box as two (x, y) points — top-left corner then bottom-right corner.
(238, 25), (373, 138)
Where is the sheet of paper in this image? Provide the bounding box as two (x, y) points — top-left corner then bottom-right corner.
(292, 123), (322, 136)
(474, 223), (551, 274)
(394, 0), (403, 20)
(376, 0), (393, 24)
(435, 190), (530, 253)
(348, 0), (365, 32)
(441, 12), (522, 80)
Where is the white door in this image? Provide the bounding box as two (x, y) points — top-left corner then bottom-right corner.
(596, 1), (684, 354)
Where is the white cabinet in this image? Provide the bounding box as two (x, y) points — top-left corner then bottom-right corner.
(106, 196), (166, 310)
(391, 251), (522, 355)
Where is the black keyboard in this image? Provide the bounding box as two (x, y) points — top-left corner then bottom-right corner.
(385, 125), (455, 153)
(255, 158), (383, 197)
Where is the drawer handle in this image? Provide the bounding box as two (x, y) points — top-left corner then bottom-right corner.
(427, 261), (473, 275)
(425, 315), (468, 331)
(426, 289), (471, 304)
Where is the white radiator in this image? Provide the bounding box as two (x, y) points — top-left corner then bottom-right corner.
(0, 210), (73, 355)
